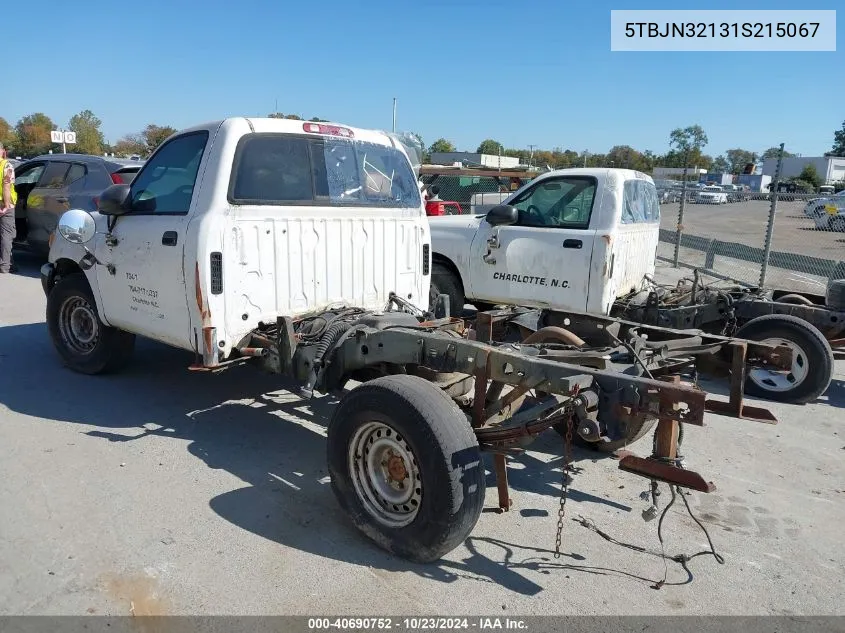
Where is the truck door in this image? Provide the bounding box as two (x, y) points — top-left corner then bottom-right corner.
(469, 175), (598, 310)
(93, 131), (211, 350)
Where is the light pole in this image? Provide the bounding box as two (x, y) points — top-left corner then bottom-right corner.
(392, 98), (397, 133)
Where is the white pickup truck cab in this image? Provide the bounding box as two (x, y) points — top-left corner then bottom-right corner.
(427, 168), (661, 316)
(41, 117), (430, 373)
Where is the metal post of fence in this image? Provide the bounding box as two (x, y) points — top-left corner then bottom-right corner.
(672, 153), (689, 267)
(759, 143), (784, 288)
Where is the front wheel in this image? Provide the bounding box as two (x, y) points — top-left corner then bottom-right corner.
(736, 314), (833, 404)
(327, 374), (485, 563)
(429, 263), (465, 317)
(46, 273), (135, 375)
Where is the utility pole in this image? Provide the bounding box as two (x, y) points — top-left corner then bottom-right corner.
(392, 98), (397, 133)
(528, 144), (536, 170)
(583, 150), (588, 168)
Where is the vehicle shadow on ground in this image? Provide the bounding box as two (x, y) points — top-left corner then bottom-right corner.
(820, 378), (845, 408)
(9, 249), (45, 279)
(0, 319), (660, 598)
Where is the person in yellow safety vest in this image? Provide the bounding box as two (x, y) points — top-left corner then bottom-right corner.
(0, 141), (18, 273)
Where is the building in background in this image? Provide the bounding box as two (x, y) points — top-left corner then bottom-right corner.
(761, 156), (845, 184)
(429, 152), (521, 169)
(699, 173), (734, 186)
(736, 174), (772, 192)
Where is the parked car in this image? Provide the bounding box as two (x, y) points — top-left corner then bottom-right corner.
(696, 185), (728, 204)
(811, 198), (845, 231)
(804, 190), (845, 219)
(719, 184), (747, 202)
(13, 154), (143, 253)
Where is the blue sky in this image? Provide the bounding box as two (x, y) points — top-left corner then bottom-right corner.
(7, 0), (843, 157)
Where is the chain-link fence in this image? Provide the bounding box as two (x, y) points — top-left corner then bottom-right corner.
(420, 173), (525, 214)
(658, 151), (845, 295)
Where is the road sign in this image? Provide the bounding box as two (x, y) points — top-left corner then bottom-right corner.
(51, 130), (77, 144)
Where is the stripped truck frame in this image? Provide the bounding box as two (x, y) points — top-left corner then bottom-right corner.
(217, 298), (788, 560)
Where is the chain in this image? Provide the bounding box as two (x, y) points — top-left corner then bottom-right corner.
(554, 417), (574, 559)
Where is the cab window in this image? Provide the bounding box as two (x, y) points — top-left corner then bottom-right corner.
(622, 179), (660, 224)
(129, 131), (209, 214)
(510, 177), (596, 229)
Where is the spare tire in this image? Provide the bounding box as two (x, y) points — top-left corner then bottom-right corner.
(825, 279), (845, 311)
(735, 314), (833, 404)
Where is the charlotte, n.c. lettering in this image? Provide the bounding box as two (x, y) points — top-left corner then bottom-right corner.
(493, 272), (569, 288)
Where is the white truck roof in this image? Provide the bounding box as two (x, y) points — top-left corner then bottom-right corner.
(177, 117), (398, 147)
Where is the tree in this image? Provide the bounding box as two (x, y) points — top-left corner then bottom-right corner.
(142, 124), (177, 153)
(68, 109), (105, 155)
(14, 113), (54, 157)
(799, 164), (822, 189)
(669, 125), (708, 153)
(761, 146), (795, 161)
(605, 145), (653, 171)
(828, 120), (845, 157)
(113, 134), (146, 157)
(711, 155), (730, 173)
(476, 139), (504, 155)
(428, 138), (456, 154)
(725, 148), (758, 174)
(0, 117), (17, 154)
(269, 112), (319, 120)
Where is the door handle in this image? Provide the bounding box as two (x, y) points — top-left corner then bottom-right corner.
(55, 197), (68, 203)
(563, 239), (582, 249)
(162, 231), (178, 246)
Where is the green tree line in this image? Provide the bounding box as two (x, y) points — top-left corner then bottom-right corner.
(2, 111), (842, 170)
(0, 110), (332, 159)
(424, 126), (806, 176)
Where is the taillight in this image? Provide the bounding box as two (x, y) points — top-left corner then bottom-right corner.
(111, 173), (125, 184)
(93, 196), (99, 209)
(302, 122), (354, 138)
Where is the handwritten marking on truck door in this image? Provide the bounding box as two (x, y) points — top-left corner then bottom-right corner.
(493, 272), (569, 288)
(126, 282), (160, 309)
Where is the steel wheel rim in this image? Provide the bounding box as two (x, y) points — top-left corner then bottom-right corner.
(58, 296), (99, 355)
(348, 421), (422, 528)
(748, 338), (808, 392)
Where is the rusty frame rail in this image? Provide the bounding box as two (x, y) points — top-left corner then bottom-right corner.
(320, 306), (784, 511)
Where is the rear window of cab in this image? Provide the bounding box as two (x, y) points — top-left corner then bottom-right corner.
(228, 133), (421, 208)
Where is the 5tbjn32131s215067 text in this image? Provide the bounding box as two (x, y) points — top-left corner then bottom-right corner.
(625, 22), (820, 39)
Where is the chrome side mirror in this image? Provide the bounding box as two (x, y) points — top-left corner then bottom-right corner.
(58, 209), (96, 245)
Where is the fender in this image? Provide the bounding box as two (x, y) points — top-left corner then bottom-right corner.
(43, 230), (113, 327)
(428, 214), (482, 300)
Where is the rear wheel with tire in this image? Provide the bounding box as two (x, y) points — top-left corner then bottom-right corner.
(429, 263), (465, 317)
(735, 314), (833, 404)
(327, 374), (485, 563)
(46, 273), (135, 375)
